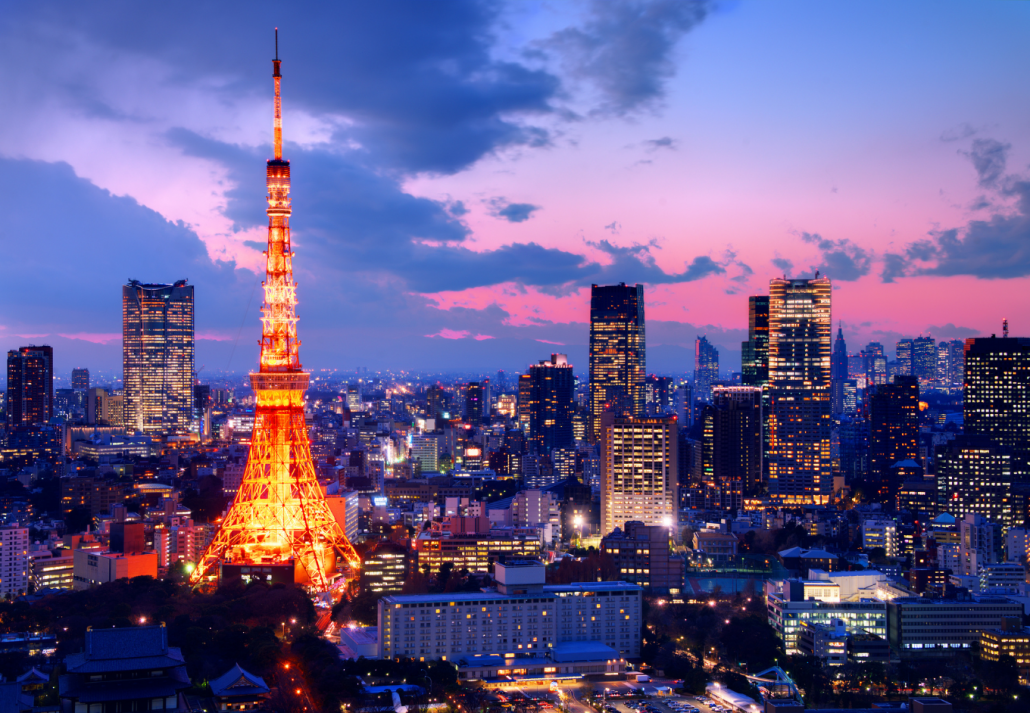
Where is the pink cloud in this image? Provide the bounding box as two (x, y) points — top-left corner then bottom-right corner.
(536, 339), (565, 345)
(425, 329), (471, 340)
(56, 332), (121, 344)
(196, 330), (234, 341)
(474, 334), (496, 341)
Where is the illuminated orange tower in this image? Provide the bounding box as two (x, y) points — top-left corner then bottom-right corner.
(191, 31), (359, 591)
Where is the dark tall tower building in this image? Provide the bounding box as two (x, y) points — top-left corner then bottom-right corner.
(426, 384), (446, 420)
(936, 435), (1013, 528)
(694, 336), (719, 403)
(912, 336), (936, 384)
(831, 324), (848, 415)
(767, 277), (833, 504)
(5, 345), (54, 426)
(964, 336), (1030, 481)
(71, 368), (90, 391)
(123, 280), (195, 434)
(465, 381), (483, 427)
(869, 375), (920, 505)
(863, 342), (887, 387)
(523, 354), (575, 454)
(699, 386), (763, 510)
(741, 296), (770, 387)
(589, 283), (646, 442)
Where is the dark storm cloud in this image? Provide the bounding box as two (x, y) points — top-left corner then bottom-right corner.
(543, 0), (709, 115)
(798, 231), (872, 281)
(0, 157), (252, 333)
(11, 1), (559, 174)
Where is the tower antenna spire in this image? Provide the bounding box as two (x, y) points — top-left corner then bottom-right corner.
(272, 28), (282, 160)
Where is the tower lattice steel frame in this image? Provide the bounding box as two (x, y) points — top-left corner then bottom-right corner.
(191, 32), (360, 591)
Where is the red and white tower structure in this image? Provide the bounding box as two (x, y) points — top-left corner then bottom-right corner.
(191, 32), (360, 591)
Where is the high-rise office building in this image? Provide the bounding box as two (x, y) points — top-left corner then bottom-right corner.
(426, 384), (447, 420)
(741, 295), (770, 387)
(644, 375), (673, 416)
(71, 368), (90, 391)
(869, 375), (919, 505)
(766, 277), (833, 504)
(521, 354), (575, 455)
(699, 386), (763, 509)
(589, 283), (646, 442)
(895, 339), (913, 376)
(831, 325), (848, 415)
(964, 336), (1030, 481)
(123, 280), (195, 434)
(5, 345), (54, 426)
(863, 342), (887, 387)
(465, 381), (483, 427)
(912, 336), (936, 385)
(600, 413), (677, 536)
(936, 436), (1013, 529)
(948, 339), (965, 385)
(694, 336), (719, 403)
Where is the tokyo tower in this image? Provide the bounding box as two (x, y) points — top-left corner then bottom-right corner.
(191, 31), (360, 591)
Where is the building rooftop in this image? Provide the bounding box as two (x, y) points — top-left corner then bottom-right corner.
(382, 580), (641, 604)
(209, 663), (270, 699)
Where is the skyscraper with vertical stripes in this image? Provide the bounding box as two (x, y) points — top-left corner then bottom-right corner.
(589, 283), (646, 442)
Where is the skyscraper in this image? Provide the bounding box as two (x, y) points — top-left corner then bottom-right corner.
(465, 381), (483, 427)
(766, 277), (833, 504)
(5, 345), (53, 426)
(868, 375), (920, 505)
(964, 336), (1030, 481)
(694, 335), (719, 403)
(71, 368), (90, 391)
(600, 413), (677, 535)
(863, 342), (887, 387)
(589, 283), (646, 442)
(936, 436), (1013, 528)
(896, 339), (913, 376)
(912, 336), (936, 385)
(831, 324), (848, 415)
(123, 280), (195, 434)
(699, 386), (763, 510)
(741, 295), (770, 387)
(523, 353), (575, 455)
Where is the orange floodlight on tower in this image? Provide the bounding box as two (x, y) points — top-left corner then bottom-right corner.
(191, 31), (360, 591)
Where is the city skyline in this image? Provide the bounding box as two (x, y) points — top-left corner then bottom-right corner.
(2, 2), (1030, 376)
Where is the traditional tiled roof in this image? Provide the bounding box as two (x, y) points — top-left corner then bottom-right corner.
(209, 664), (270, 699)
(65, 625), (185, 674)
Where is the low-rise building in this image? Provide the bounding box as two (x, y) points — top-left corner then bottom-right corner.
(72, 550), (158, 590)
(797, 620), (848, 665)
(378, 560), (642, 662)
(59, 625), (191, 711)
(978, 562), (1024, 593)
(414, 530), (542, 574)
(980, 618), (1030, 686)
(209, 663), (270, 711)
(887, 595), (1023, 657)
(766, 580), (886, 654)
(692, 527), (738, 565)
(362, 540), (410, 596)
(601, 521), (683, 593)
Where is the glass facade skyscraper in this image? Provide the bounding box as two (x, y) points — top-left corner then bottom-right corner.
(766, 277), (833, 504)
(589, 283), (646, 443)
(122, 280), (195, 434)
(741, 295), (770, 387)
(963, 336), (1030, 482)
(694, 335), (719, 403)
(5, 345), (53, 426)
(522, 353), (575, 455)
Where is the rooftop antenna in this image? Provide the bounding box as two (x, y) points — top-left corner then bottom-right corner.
(1003, 318), (1009, 338)
(272, 28), (282, 160)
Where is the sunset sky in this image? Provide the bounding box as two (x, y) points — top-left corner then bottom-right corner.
(3, 1), (1029, 378)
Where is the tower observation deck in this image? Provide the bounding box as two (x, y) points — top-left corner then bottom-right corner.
(191, 31), (360, 591)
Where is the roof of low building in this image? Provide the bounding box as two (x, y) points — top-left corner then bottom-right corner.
(209, 664), (270, 699)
